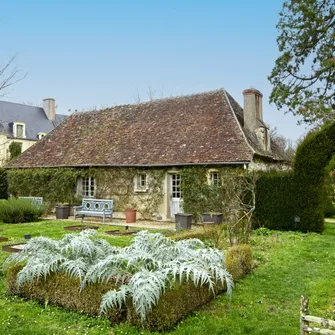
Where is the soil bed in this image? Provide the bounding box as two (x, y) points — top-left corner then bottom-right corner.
(105, 230), (137, 236)
(2, 243), (26, 253)
(64, 225), (99, 231)
(0, 237), (9, 242)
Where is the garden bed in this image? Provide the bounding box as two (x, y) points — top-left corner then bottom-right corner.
(0, 236), (9, 242)
(105, 230), (137, 236)
(2, 243), (26, 253)
(64, 225), (99, 231)
(6, 264), (219, 331)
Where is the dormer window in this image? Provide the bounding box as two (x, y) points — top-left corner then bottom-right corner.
(14, 122), (26, 138)
(38, 132), (46, 140)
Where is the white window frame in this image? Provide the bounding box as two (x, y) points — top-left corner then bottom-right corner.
(38, 132), (46, 140)
(13, 122), (26, 138)
(82, 176), (95, 198)
(209, 170), (220, 186)
(135, 173), (148, 192)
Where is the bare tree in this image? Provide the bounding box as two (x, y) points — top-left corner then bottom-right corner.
(0, 54), (25, 97)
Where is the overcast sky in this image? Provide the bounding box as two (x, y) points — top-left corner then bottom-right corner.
(0, 0), (310, 143)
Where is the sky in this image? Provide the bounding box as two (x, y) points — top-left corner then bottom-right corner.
(0, 0), (310, 143)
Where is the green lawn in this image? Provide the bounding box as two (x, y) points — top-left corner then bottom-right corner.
(1, 220), (335, 334)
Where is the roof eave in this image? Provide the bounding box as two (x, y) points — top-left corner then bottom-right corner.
(6, 160), (252, 169)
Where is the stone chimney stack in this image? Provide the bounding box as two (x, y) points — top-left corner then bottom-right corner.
(242, 88), (263, 131)
(43, 98), (56, 121)
(243, 88), (271, 152)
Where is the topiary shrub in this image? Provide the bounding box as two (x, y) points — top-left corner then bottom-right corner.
(255, 122), (335, 233)
(225, 244), (252, 281)
(0, 198), (45, 223)
(292, 122), (335, 232)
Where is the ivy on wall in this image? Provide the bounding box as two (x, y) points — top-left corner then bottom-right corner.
(7, 167), (165, 218)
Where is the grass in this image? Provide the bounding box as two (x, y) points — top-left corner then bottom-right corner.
(1, 220), (335, 334)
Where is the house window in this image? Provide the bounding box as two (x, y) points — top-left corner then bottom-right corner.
(14, 122), (26, 138)
(82, 177), (95, 197)
(135, 174), (147, 192)
(210, 171), (220, 186)
(172, 174), (182, 198)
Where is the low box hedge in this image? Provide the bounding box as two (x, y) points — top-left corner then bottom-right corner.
(6, 264), (225, 331)
(6, 264), (126, 324)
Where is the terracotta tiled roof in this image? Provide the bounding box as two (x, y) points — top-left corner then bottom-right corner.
(7, 89), (283, 168)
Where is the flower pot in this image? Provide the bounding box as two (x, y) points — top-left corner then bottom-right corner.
(125, 209), (137, 223)
(56, 205), (71, 219)
(175, 213), (192, 230)
(202, 213), (223, 224)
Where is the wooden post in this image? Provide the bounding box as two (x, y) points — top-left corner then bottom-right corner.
(300, 295), (309, 335)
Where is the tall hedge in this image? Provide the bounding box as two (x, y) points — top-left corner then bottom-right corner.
(255, 122), (335, 233)
(255, 171), (296, 230)
(292, 122), (335, 232)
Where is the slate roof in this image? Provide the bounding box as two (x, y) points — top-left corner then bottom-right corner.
(0, 101), (67, 140)
(7, 89), (285, 168)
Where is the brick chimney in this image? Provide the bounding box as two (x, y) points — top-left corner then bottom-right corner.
(243, 88), (270, 151)
(43, 98), (55, 121)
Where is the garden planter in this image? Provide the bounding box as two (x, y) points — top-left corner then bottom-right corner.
(125, 209), (137, 223)
(0, 236), (9, 242)
(64, 225), (99, 231)
(175, 213), (192, 230)
(56, 205), (71, 219)
(202, 213), (223, 224)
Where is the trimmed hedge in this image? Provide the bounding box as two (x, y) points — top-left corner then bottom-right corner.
(127, 281), (217, 331)
(6, 264), (125, 323)
(255, 171), (296, 231)
(255, 122), (335, 233)
(6, 264), (224, 331)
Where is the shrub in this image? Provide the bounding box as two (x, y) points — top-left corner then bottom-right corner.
(0, 198), (45, 223)
(5, 230), (233, 328)
(6, 264), (125, 324)
(0, 168), (8, 199)
(225, 244), (252, 281)
(255, 171), (296, 231)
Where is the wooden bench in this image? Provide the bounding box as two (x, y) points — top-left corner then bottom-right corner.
(73, 199), (113, 224)
(19, 197), (43, 207)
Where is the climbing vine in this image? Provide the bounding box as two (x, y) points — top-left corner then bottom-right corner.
(7, 167), (165, 217)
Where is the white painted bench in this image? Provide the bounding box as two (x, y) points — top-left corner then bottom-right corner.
(73, 199), (113, 224)
(19, 197), (43, 207)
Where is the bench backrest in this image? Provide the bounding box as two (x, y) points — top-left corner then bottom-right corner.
(19, 197), (43, 206)
(82, 199), (113, 212)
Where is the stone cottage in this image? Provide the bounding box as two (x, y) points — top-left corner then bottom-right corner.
(7, 88), (286, 220)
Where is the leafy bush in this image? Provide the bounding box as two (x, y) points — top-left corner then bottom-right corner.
(0, 168), (8, 199)
(5, 230), (233, 326)
(0, 198), (45, 223)
(225, 244), (252, 281)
